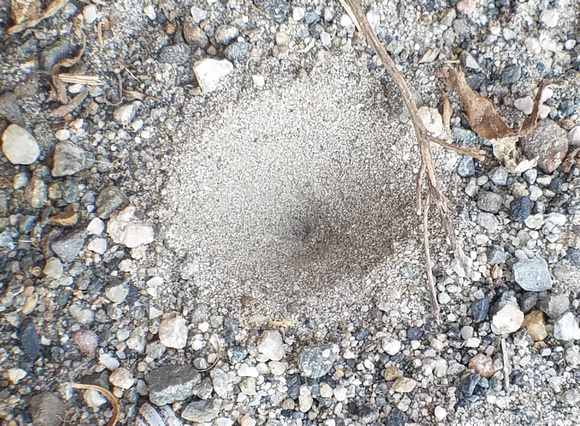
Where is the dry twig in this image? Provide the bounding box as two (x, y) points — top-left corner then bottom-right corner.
(501, 336), (510, 390)
(339, 0), (482, 322)
(71, 382), (120, 426)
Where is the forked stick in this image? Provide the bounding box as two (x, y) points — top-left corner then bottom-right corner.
(339, 0), (480, 323)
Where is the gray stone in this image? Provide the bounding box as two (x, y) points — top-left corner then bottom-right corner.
(0, 92), (24, 126)
(553, 312), (580, 341)
(214, 25), (239, 46)
(24, 177), (47, 208)
(147, 364), (201, 405)
(158, 316), (188, 349)
(181, 399), (221, 422)
(113, 101), (141, 126)
(565, 346), (580, 367)
(224, 42), (250, 61)
(477, 212), (499, 231)
(512, 258), (552, 292)
(298, 343), (339, 378)
(51, 229), (87, 263)
(40, 39), (73, 70)
(539, 293), (570, 319)
(457, 155), (475, 178)
(460, 51), (482, 72)
(501, 65), (521, 85)
(29, 392), (66, 426)
(105, 282), (130, 304)
(521, 120), (568, 173)
(158, 43), (191, 65)
(96, 186), (126, 219)
(488, 167), (508, 186)
(2, 124), (40, 165)
(184, 17), (209, 48)
(487, 247), (506, 265)
(477, 191), (503, 213)
(52, 142), (88, 177)
(0, 229), (14, 249)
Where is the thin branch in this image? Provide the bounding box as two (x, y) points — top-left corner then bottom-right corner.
(339, 0), (474, 321)
(422, 193), (440, 324)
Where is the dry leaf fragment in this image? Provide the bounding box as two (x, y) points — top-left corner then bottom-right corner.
(491, 136), (519, 171)
(440, 66), (515, 140)
(8, 0), (69, 35)
(71, 382), (119, 426)
(519, 81), (552, 137)
(10, 0), (41, 25)
(49, 88), (88, 117)
(57, 74), (103, 85)
(419, 47), (440, 64)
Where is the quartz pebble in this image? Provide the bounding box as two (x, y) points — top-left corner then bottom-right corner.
(492, 304), (524, 335)
(107, 206), (154, 248)
(257, 330), (285, 361)
(553, 312), (580, 341)
(109, 367), (134, 389)
(2, 124), (40, 165)
(193, 58), (234, 93)
(158, 316), (188, 349)
(392, 377), (417, 393)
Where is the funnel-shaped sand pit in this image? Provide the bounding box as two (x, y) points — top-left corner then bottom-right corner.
(160, 57), (427, 320)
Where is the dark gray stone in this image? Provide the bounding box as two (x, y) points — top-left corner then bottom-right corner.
(457, 155), (475, 178)
(457, 373), (481, 401)
(477, 191), (503, 213)
(20, 319), (41, 360)
(386, 409), (409, 426)
(147, 364), (201, 405)
(29, 392), (66, 426)
(286, 373), (301, 399)
(224, 42), (250, 61)
(158, 43), (192, 65)
(501, 65), (521, 85)
(0, 92), (24, 126)
(96, 186), (126, 219)
(539, 294), (570, 319)
(568, 247), (580, 267)
(471, 298), (489, 323)
(51, 230), (87, 263)
(520, 292), (539, 314)
(510, 197), (532, 221)
(298, 343), (339, 378)
(512, 258), (552, 291)
(407, 327), (425, 340)
(40, 39), (73, 70)
(466, 73), (486, 91)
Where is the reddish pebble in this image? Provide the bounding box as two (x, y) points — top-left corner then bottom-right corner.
(468, 353), (495, 378)
(72, 329), (99, 358)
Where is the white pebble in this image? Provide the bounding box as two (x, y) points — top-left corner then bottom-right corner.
(252, 75), (265, 87)
(55, 129), (71, 141)
(540, 9), (558, 28)
(514, 97), (533, 115)
(87, 217), (105, 235)
(143, 5), (156, 20)
(293, 7), (305, 21)
(2, 124), (40, 165)
(83, 5), (98, 24)
(109, 367), (134, 389)
(434, 406), (447, 421)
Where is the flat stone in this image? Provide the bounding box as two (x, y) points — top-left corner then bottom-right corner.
(52, 142), (88, 177)
(147, 364), (201, 405)
(29, 392), (66, 426)
(501, 65), (521, 85)
(477, 191), (503, 213)
(182, 399), (221, 422)
(298, 343), (339, 378)
(522, 310), (548, 341)
(553, 312), (580, 341)
(109, 367), (135, 389)
(386, 409), (409, 426)
(258, 330), (285, 361)
(510, 197), (532, 222)
(2, 124), (39, 165)
(193, 58), (234, 93)
(51, 229), (87, 263)
(43, 257), (63, 278)
(521, 120), (568, 173)
(512, 258), (552, 292)
(491, 304), (524, 335)
(158, 316), (188, 349)
(459, 50), (481, 72)
(159, 43), (191, 65)
(105, 282), (130, 304)
(487, 247), (506, 265)
(472, 298), (489, 323)
(392, 377), (417, 393)
(25, 177), (47, 208)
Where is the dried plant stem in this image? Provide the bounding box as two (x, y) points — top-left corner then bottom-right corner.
(501, 336), (510, 390)
(339, 0), (478, 323)
(71, 382), (120, 426)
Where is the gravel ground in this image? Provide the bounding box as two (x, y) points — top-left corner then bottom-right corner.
(1, 0), (580, 425)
